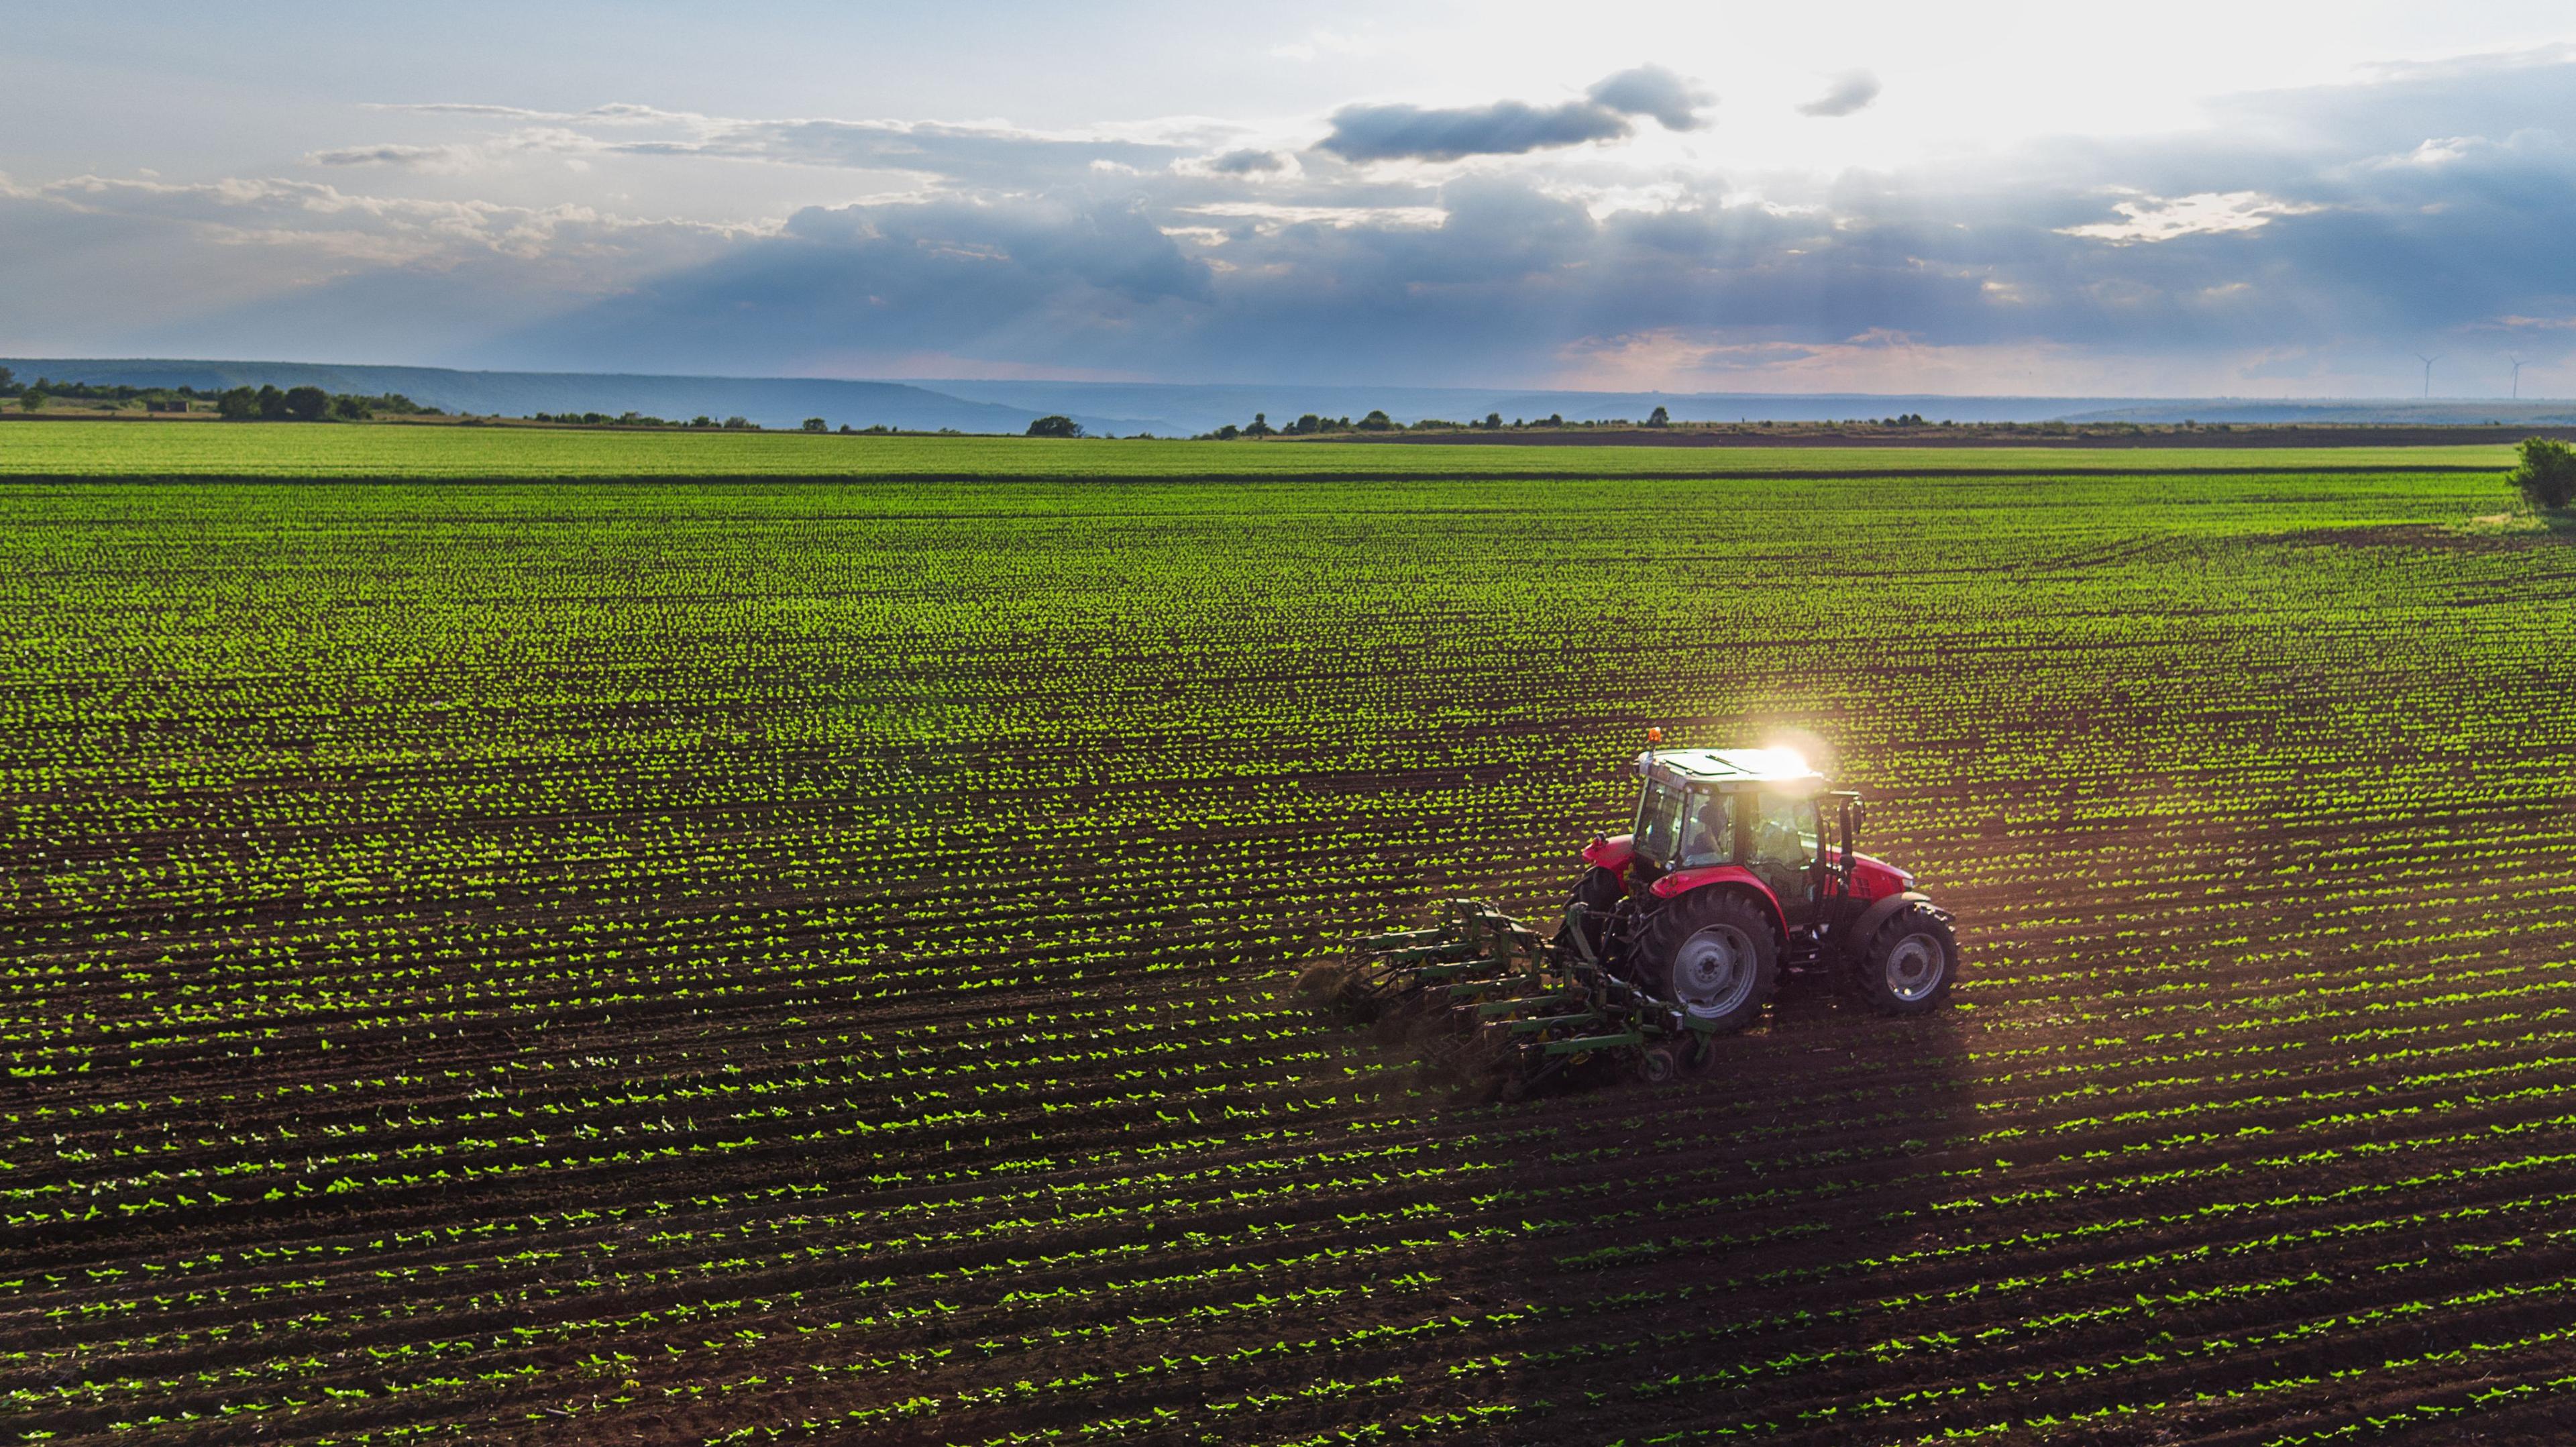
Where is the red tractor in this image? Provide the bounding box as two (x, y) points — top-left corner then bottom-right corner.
(1322, 739), (1957, 1084)
(1570, 742), (1957, 1026)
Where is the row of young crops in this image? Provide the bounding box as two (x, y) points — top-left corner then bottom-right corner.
(0, 419), (2514, 479)
(3, 468), (2573, 1444)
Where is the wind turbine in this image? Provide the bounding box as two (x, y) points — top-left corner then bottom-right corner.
(2509, 354), (2526, 400)
(2416, 354), (2442, 399)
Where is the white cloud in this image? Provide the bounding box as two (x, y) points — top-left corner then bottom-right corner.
(2057, 190), (2325, 244)
(11, 170), (763, 266)
(1173, 201), (1446, 230)
(2383, 136), (2481, 167)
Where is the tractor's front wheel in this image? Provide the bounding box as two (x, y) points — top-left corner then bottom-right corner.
(1851, 904), (1957, 1015)
(1646, 890), (1778, 1033)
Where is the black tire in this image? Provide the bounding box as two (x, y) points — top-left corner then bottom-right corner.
(1850, 904), (1957, 1015)
(1637, 1044), (1681, 1084)
(1642, 890), (1778, 1033)
(1685, 1030), (1721, 1070)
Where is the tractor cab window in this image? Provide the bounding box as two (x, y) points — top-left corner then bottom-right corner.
(1748, 792), (1820, 865)
(1633, 781), (1688, 865)
(1681, 792), (1737, 867)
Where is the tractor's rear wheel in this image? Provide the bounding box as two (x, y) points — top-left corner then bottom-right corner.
(1851, 904), (1957, 1015)
(1644, 891), (1778, 1033)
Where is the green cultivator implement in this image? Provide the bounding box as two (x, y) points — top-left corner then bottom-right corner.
(1330, 899), (1719, 1095)
(1313, 737), (1960, 1093)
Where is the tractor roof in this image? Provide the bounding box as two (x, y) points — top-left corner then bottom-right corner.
(1635, 746), (1825, 790)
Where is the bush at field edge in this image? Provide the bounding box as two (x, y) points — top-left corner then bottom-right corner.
(2508, 436), (2576, 511)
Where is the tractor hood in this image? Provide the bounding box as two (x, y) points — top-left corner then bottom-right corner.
(1849, 852), (1915, 902)
(1581, 833), (1637, 873)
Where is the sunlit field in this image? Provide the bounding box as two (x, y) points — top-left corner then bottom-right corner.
(0, 419), (2516, 479)
(7, 461), (2575, 1444)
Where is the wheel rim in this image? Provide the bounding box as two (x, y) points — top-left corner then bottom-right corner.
(1672, 924), (1758, 1018)
(1884, 932), (1946, 1002)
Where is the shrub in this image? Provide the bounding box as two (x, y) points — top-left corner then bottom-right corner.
(1025, 415), (1083, 438)
(2507, 437), (2576, 511)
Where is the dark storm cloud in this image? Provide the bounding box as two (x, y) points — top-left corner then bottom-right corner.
(1584, 65), (1713, 131)
(1317, 64), (1711, 162)
(1318, 98), (1635, 162)
(1798, 70), (1881, 117)
(496, 195), (1213, 374)
(307, 142), (473, 167)
(1205, 148), (1289, 174)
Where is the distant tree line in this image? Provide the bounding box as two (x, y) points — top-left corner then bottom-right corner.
(1163, 407), (2167, 439)
(214, 386), (436, 421)
(520, 413), (978, 435)
(529, 411), (759, 429)
(1189, 405), (1693, 439)
(0, 370), (437, 421)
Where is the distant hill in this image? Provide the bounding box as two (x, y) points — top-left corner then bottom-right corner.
(911, 382), (2152, 435)
(0, 360), (1152, 436)
(2054, 399), (2576, 426)
(7, 360), (2565, 436)
(882, 382), (2576, 434)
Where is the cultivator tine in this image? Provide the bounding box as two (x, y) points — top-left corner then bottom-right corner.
(1335, 895), (1657, 1092)
(1473, 991), (1582, 1017)
(1556, 902), (1601, 966)
(1543, 1031), (1646, 1057)
(1501, 1012), (1601, 1034)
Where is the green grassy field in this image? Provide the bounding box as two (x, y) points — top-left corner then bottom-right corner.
(7, 465), (2575, 1443)
(0, 417), (2520, 478)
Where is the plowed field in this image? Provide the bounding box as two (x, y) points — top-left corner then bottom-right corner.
(5, 466), (2574, 1446)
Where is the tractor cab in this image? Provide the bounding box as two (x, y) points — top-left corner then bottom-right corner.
(1590, 745), (1915, 913)
(1627, 745), (1824, 875)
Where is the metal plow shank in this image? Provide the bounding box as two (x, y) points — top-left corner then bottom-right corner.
(1333, 900), (1548, 1020)
(1327, 898), (1718, 1096)
(1328, 900), (1623, 1095)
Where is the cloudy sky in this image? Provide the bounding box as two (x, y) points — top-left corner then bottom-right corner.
(7, 0), (2575, 395)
